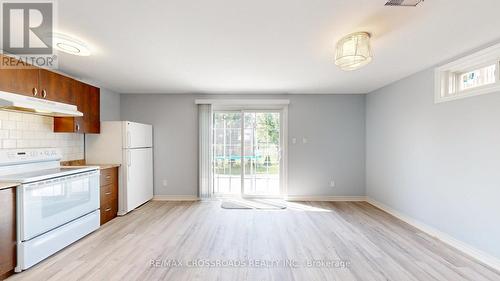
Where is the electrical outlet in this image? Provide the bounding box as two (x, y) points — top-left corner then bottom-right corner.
(162, 179), (168, 187)
(329, 180), (335, 188)
(292, 138), (297, 144)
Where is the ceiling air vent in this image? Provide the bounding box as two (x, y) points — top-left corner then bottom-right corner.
(385, 0), (423, 7)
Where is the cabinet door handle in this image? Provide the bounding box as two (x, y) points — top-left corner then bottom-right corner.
(32, 88), (38, 96)
(42, 89), (47, 98)
(76, 124), (80, 131)
(105, 208), (111, 212)
(105, 192), (111, 195)
(106, 175), (111, 179)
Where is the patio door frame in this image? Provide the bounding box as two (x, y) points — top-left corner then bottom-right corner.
(210, 101), (288, 199)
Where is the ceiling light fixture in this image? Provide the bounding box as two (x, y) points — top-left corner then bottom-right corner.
(52, 33), (91, 56)
(385, 0), (423, 7)
(334, 32), (373, 71)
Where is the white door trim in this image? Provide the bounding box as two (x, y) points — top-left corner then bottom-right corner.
(195, 99), (290, 106)
(281, 106), (288, 198)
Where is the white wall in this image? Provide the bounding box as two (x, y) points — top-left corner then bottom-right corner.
(100, 88), (121, 121)
(366, 69), (500, 259)
(120, 94), (366, 197)
(287, 95), (365, 197)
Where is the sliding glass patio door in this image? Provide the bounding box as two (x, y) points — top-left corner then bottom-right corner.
(212, 110), (283, 198)
(213, 112), (242, 196)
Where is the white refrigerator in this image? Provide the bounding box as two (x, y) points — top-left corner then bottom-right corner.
(86, 121), (154, 215)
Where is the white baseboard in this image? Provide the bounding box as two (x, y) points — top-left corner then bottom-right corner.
(153, 195), (200, 201)
(153, 195), (366, 202)
(286, 195), (367, 202)
(366, 197), (500, 272)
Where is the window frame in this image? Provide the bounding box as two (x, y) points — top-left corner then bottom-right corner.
(435, 43), (500, 103)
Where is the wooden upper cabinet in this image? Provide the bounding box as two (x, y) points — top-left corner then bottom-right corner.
(0, 54), (39, 97)
(38, 69), (76, 104)
(53, 81), (100, 134)
(86, 86), (100, 134)
(76, 83), (100, 134)
(73, 80), (86, 133)
(0, 54), (100, 134)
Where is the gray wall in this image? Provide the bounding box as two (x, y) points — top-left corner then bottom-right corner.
(100, 88), (121, 121)
(120, 94), (366, 197)
(366, 69), (500, 259)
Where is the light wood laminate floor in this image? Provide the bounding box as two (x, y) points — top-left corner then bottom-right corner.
(8, 201), (500, 281)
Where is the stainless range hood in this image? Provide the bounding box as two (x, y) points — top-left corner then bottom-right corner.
(0, 91), (83, 117)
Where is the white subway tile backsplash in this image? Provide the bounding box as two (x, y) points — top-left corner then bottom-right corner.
(0, 130), (8, 139)
(3, 139), (16, 148)
(0, 111), (84, 161)
(9, 130), (22, 139)
(22, 131), (34, 139)
(16, 140), (27, 148)
(2, 120), (16, 130)
(8, 112), (22, 121)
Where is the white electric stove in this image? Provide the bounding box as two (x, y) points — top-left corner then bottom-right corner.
(0, 148), (101, 272)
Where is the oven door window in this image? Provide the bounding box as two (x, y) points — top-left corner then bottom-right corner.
(20, 172), (100, 241)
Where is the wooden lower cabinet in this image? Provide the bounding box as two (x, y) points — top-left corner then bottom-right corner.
(0, 188), (16, 280)
(100, 167), (118, 225)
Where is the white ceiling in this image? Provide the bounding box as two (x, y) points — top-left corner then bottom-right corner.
(55, 0), (500, 94)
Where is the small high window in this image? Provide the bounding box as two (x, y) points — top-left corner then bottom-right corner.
(458, 64), (497, 91)
(435, 44), (500, 103)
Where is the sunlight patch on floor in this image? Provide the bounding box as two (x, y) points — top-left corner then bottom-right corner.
(221, 198), (287, 210)
(285, 201), (333, 212)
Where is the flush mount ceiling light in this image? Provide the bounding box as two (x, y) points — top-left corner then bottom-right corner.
(385, 0), (424, 7)
(52, 33), (91, 56)
(334, 32), (373, 71)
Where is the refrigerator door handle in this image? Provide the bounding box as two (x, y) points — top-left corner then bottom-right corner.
(127, 150), (131, 181)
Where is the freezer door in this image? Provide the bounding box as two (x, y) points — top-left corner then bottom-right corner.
(124, 121), (153, 148)
(123, 148), (153, 212)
